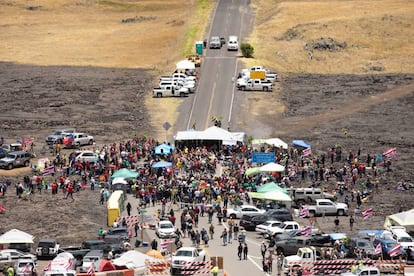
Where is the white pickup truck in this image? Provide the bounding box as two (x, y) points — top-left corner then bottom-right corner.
(267, 221), (301, 237)
(171, 247), (206, 275)
(307, 199), (348, 216)
(282, 247), (318, 275)
(160, 73), (196, 83)
(237, 78), (273, 91)
(153, 85), (189, 98)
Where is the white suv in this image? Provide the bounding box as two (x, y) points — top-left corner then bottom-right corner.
(390, 226), (414, 249)
(227, 205), (266, 219)
(227, 35), (239, 51)
(64, 133), (94, 148)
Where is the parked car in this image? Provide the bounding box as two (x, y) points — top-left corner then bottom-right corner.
(105, 227), (130, 242)
(45, 128), (76, 145)
(0, 151), (34, 170)
(240, 214), (259, 231)
(36, 238), (60, 259)
(347, 238), (379, 259)
(74, 150), (99, 163)
(156, 220), (176, 238)
(79, 250), (104, 273)
(63, 133), (94, 148)
(255, 220), (282, 234)
(264, 208), (293, 222)
(14, 258), (36, 276)
(227, 205), (265, 219)
(0, 249), (36, 271)
(373, 238), (405, 259)
(81, 240), (111, 253)
(209, 36), (221, 49)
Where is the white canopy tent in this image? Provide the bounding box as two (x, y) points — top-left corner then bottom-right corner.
(176, 60), (195, 70)
(174, 126), (245, 145)
(0, 229), (34, 244)
(259, 162), (285, 173)
(112, 250), (156, 271)
(251, 138), (288, 149)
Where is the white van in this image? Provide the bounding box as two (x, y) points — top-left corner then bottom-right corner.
(227, 36), (239, 51)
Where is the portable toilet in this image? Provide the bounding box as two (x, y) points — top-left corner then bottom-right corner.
(195, 41), (203, 55)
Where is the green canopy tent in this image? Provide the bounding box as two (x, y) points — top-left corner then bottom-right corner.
(110, 168), (139, 181)
(248, 190), (292, 202)
(256, 182), (288, 194)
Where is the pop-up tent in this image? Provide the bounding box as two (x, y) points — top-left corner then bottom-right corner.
(176, 60), (195, 70)
(384, 209), (414, 228)
(110, 168), (138, 180)
(245, 162), (285, 176)
(151, 161), (172, 168)
(292, 140), (311, 148)
(0, 229), (34, 244)
(155, 144), (175, 155)
(112, 250), (156, 270)
(252, 138), (288, 149)
(256, 182), (288, 194)
(248, 190), (292, 202)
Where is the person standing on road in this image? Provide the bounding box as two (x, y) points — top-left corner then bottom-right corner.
(209, 224), (215, 240)
(238, 243), (243, 260)
(349, 216), (355, 231)
(208, 207), (214, 224)
(243, 243), (248, 260)
(151, 238), (158, 250)
(126, 202), (132, 216)
(233, 223), (239, 240)
(134, 222), (139, 237)
(334, 216), (340, 232)
(220, 229), (228, 246)
(65, 183), (74, 200)
(228, 226), (233, 244)
(261, 241), (267, 260)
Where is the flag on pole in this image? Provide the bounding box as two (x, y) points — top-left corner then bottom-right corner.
(388, 242), (402, 257)
(87, 261), (95, 275)
(299, 207), (310, 218)
(64, 260), (73, 270)
(301, 226), (312, 236)
(374, 243), (382, 255)
(362, 208), (374, 219)
(383, 148), (397, 160)
(302, 148), (312, 157)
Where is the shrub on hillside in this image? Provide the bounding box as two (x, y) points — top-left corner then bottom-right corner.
(241, 43), (254, 58)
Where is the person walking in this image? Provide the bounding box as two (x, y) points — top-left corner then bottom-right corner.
(220, 229), (228, 246)
(243, 243), (248, 260)
(134, 222), (139, 237)
(334, 216), (340, 232)
(228, 225), (233, 244)
(65, 183), (74, 200)
(151, 238), (158, 250)
(349, 216), (355, 231)
(261, 241), (267, 260)
(237, 243), (243, 260)
(233, 223), (239, 240)
(209, 224), (215, 240)
(126, 202), (132, 216)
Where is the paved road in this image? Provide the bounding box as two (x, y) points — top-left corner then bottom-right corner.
(175, 0), (253, 133)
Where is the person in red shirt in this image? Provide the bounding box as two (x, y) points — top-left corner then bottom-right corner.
(65, 183), (74, 200)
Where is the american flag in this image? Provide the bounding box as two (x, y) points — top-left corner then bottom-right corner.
(374, 243), (382, 255)
(87, 261), (95, 275)
(362, 208), (374, 219)
(302, 148), (312, 157)
(161, 238), (174, 250)
(388, 242), (402, 257)
(299, 207), (310, 218)
(301, 226), (312, 236)
(21, 263), (32, 274)
(42, 166), (55, 176)
(383, 148), (397, 160)
(43, 261), (51, 272)
(64, 260), (73, 270)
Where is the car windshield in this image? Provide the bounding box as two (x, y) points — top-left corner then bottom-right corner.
(261, 222), (271, 226)
(18, 262), (32, 267)
(53, 131), (62, 135)
(176, 251), (192, 257)
(5, 153), (16, 159)
(39, 242), (55, 247)
(385, 241), (396, 248)
(399, 237), (412, 242)
(160, 224), (172, 229)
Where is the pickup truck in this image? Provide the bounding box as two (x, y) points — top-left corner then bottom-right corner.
(340, 267), (380, 276)
(153, 85), (189, 98)
(237, 78), (273, 91)
(171, 247), (206, 275)
(307, 199), (348, 216)
(267, 221), (300, 237)
(209, 36), (221, 49)
(282, 247), (318, 275)
(160, 73), (196, 83)
(275, 235), (330, 256)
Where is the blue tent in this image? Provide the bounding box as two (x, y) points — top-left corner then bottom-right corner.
(292, 140), (311, 148)
(151, 161), (172, 168)
(155, 144), (174, 155)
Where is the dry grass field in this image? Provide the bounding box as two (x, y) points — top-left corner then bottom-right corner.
(247, 0), (414, 73)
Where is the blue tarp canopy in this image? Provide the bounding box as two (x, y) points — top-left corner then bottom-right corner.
(151, 161), (172, 168)
(292, 140), (311, 148)
(155, 143), (175, 155)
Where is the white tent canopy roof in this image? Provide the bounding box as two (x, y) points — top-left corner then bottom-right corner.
(176, 60), (195, 70)
(112, 250), (156, 269)
(0, 229), (34, 244)
(259, 162), (285, 173)
(174, 126), (245, 144)
(251, 138), (288, 149)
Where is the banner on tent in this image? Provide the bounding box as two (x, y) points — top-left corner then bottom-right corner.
(252, 152), (274, 163)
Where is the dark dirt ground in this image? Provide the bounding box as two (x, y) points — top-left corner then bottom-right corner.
(0, 62), (414, 248)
